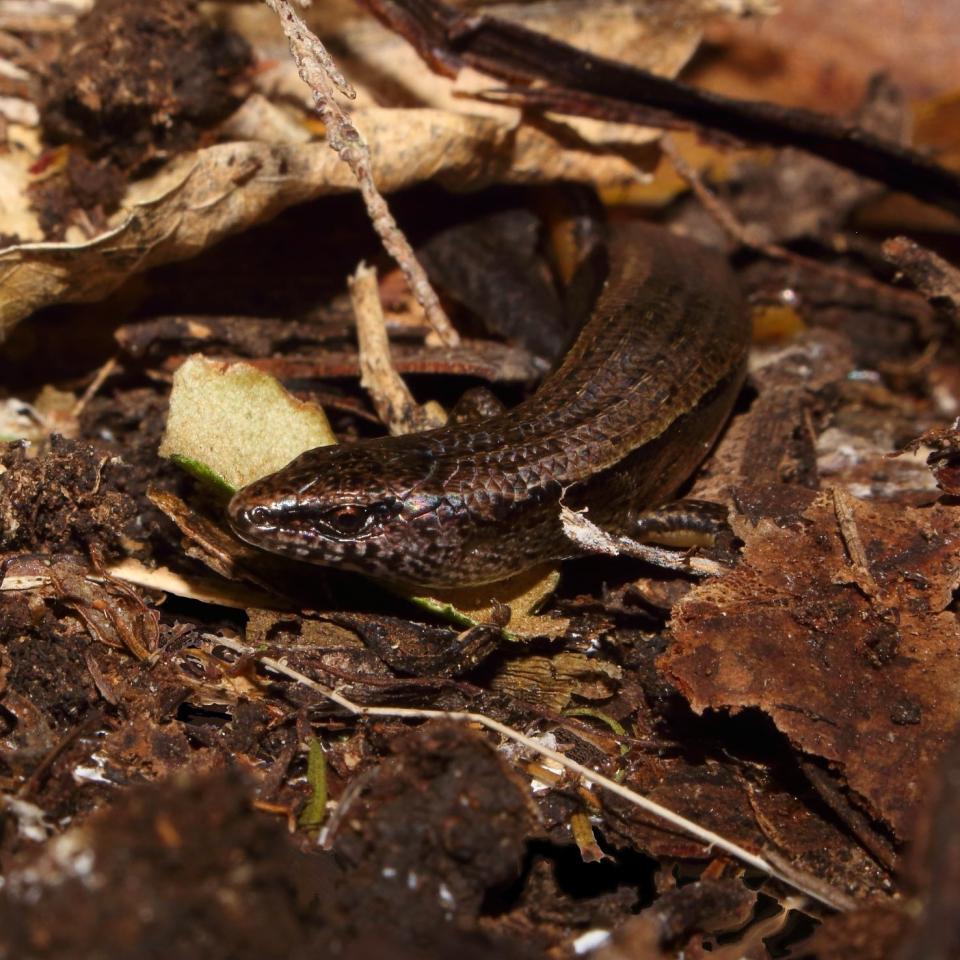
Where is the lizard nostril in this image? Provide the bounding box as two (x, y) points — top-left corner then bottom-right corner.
(228, 494), (271, 531)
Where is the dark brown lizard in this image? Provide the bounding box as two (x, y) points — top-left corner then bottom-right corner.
(228, 222), (749, 588)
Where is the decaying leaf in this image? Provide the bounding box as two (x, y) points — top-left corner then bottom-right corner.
(413, 563), (570, 639)
(661, 490), (960, 839)
(0, 0), (747, 341)
(599, 731), (890, 895)
(0, 121), (505, 339)
(488, 650), (621, 712)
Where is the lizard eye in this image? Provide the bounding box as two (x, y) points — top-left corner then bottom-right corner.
(317, 500), (400, 539)
(324, 504), (372, 536)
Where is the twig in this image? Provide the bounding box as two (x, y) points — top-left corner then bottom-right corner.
(660, 136), (929, 308)
(17, 711), (103, 800)
(263, 0), (460, 347)
(882, 235), (960, 325)
(831, 486), (879, 596)
(359, 0), (960, 218)
(71, 354), (118, 418)
(349, 261), (447, 434)
(799, 757), (898, 873)
(560, 504), (726, 578)
(210, 633), (855, 911)
(659, 136), (766, 246)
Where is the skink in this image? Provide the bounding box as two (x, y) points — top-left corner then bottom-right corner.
(228, 222), (750, 588)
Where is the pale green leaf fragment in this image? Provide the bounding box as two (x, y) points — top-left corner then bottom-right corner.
(159, 355), (336, 491)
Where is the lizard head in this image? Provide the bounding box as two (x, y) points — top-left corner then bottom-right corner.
(227, 436), (462, 587)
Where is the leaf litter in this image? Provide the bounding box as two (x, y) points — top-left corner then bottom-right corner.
(0, 0), (959, 958)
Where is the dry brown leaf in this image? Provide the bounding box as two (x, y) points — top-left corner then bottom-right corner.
(489, 651), (621, 712)
(0, 1), (745, 340)
(605, 749), (888, 894)
(0, 114), (508, 340)
(661, 491), (960, 839)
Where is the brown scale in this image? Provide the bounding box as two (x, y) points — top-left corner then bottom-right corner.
(229, 223), (750, 588)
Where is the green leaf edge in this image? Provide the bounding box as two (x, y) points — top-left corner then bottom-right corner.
(169, 453), (237, 499)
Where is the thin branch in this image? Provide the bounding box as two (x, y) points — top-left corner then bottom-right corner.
(359, 0), (960, 219)
(660, 135), (932, 311)
(210, 633), (857, 911)
(560, 504), (726, 578)
(659, 135), (767, 247)
(799, 757), (898, 873)
(831, 486), (880, 597)
(349, 261), (447, 434)
(71, 354), (118, 418)
(263, 0), (460, 347)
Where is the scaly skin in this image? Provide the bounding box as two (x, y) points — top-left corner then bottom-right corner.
(228, 223), (749, 588)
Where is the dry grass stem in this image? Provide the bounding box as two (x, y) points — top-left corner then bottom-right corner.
(209, 633), (856, 911)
